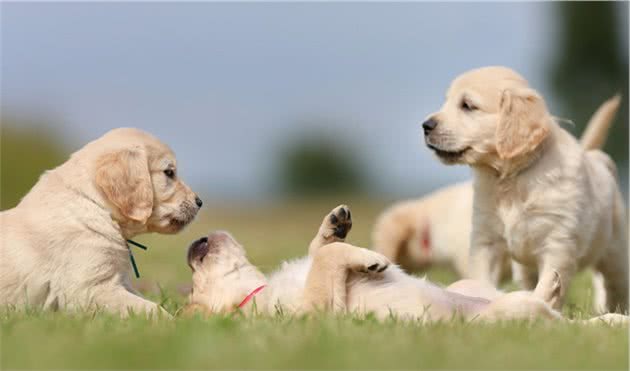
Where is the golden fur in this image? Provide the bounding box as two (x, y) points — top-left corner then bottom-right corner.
(0, 128), (201, 315)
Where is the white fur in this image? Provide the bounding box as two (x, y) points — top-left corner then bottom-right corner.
(423, 66), (628, 312)
(185, 207), (588, 323)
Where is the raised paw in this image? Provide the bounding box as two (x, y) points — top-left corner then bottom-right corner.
(322, 205), (353, 241)
(350, 248), (390, 275)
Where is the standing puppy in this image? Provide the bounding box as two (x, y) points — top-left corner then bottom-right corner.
(0, 128), (202, 316)
(422, 66), (627, 312)
(373, 95), (620, 284)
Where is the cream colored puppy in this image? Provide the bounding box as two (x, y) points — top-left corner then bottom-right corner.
(183, 205), (592, 323)
(373, 95), (620, 283)
(422, 66), (627, 312)
(0, 128), (202, 315)
(372, 181), (481, 277)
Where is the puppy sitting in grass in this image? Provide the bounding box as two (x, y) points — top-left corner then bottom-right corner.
(183, 205), (625, 323)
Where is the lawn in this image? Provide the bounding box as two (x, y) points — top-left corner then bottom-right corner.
(1, 199), (628, 369)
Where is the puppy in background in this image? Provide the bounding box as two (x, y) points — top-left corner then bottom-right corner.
(0, 128), (202, 316)
(373, 181), (481, 278)
(422, 66), (627, 312)
(373, 96), (620, 286)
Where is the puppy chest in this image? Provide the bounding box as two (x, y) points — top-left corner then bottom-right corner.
(497, 205), (547, 262)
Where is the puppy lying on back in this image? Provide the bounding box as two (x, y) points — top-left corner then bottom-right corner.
(373, 96), (620, 284)
(422, 66), (627, 312)
(183, 205), (627, 324)
(0, 128), (202, 315)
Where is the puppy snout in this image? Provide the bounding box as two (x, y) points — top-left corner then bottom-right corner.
(195, 195), (203, 208)
(422, 118), (438, 135)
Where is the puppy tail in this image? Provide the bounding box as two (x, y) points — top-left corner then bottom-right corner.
(580, 94), (621, 150)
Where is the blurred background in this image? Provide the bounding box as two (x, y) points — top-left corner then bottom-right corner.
(1, 2), (628, 294)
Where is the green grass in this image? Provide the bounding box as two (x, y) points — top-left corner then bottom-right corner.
(1, 199), (628, 369)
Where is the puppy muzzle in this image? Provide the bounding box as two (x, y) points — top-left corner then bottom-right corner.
(187, 237), (210, 268)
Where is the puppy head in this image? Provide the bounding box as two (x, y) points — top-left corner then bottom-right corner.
(187, 231), (265, 313)
(94, 128), (201, 234)
(422, 66), (551, 170)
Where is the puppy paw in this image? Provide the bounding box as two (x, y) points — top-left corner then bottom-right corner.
(350, 248), (390, 275)
(321, 205), (353, 241)
(586, 313), (630, 326)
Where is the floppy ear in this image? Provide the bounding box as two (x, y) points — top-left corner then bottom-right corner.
(95, 148), (154, 223)
(495, 88), (550, 159)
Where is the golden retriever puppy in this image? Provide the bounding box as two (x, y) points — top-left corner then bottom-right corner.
(373, 181), (480, 277)
(421, 66), (627, 312)
(183, 205), (596, 323)
(0, 128), (202, 316)
(373, 95), (620, 284)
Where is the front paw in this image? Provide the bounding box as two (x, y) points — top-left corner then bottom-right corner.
(351, 248), (390, 275)
(322, 205), (353, 240)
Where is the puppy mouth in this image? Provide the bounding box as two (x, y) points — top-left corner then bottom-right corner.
(169, 204), (199, 229)
(427, 144), (470, 160)
(170, 216), (191, 228)
(187, 237), (210, 268)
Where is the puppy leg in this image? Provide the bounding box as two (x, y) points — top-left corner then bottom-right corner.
(308, 205), (353, 255)
(94, 286), (170, 318)
(534, 258), (576, 311)
(480, 291), (563, 322)
(591, 271), (608, 314)
(582, 313), (629, 325)
(302, 242), (389, 313)
(512, 261), (538, 290)
(468, 241), (507, 286)
(480, 270), (562, 322)
(595, 246), (629, 313)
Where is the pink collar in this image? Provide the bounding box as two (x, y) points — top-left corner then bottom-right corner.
(237, 285), (266, 309)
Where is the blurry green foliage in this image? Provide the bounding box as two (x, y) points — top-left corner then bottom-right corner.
(277, 133), (365, 197)
(549, 2), (628, 166)
(1, 121), (68, 210)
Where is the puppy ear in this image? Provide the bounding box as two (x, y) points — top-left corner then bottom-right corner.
(495, 88), (550, 159)
(95, 148), (154, 223)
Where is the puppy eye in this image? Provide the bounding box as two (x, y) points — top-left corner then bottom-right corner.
(461, 100), (477, 112)
(164, 169), (175, 178)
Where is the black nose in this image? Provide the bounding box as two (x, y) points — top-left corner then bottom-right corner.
(195, 196), (203, 208)
(422, 118), (438, 135)
(187, 236), (210, 268)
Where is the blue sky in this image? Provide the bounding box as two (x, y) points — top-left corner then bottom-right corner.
(2, 2), (626, 199)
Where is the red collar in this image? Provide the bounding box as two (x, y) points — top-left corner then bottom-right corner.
(237, 285), (266, 309)
(421, 222), (431, 253)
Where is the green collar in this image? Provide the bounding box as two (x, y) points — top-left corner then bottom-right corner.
(126, 239), (148, 278)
